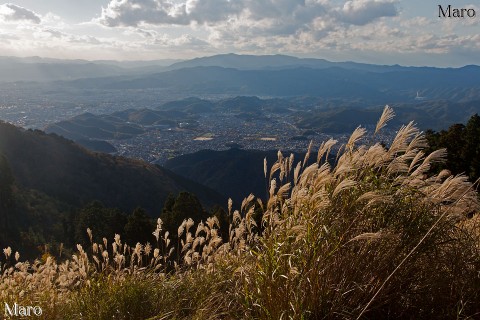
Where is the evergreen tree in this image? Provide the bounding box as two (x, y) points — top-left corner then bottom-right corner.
(464, 114), (480, 180)
(161, 192), (206, 234)
(124, 207), (155, 245)
(0, 154), (14, 231)
(161, 193), (176, 216)
(74, 201), (127, 246)
(425, 114), (480, 183)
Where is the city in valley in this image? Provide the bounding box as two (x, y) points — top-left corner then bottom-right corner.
(0, 81), (401, 165)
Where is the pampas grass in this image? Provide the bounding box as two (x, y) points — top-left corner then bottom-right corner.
(1, 105), (480, 319)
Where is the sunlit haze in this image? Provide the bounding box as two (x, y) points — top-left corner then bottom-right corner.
(0, 0), (479, 66)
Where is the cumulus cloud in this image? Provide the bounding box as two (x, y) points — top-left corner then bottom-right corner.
(98, 0), (245, 27)
(98, 0), (399, 30)
(0, 3), (41, 24)
(336, 0), (398, 25)
(98, 0), (330, 28)
(96, 0), (402, 52)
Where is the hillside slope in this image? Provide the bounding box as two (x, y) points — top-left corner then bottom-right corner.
(0, 121), (225, 215)
(164, 148), (311, 203)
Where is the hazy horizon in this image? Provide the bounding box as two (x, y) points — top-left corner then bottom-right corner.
(0, 0), (479, 67)
(1, 52), (480, 70)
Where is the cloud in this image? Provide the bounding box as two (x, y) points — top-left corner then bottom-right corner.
(0, 31), (19, 41)
(98, 0), (244, 27)
(97, 0), (330, 28)
(336, 0), (398, 25)
(30, 27), (103, 45)
(130, 27), (159, 38)
(98, 0), (399, 30)
(0, 3), (41, 24)
(0, 0), (477, 66)
(99, 0), (188, 27)
(39, 28), (66, 39)
(96, 0), (402, 52)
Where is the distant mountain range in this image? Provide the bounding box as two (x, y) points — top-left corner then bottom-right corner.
(0, 56), (179, 82)
(2, 54), (479, 103)
(295, 99), (480, 132)
(166, 53), (407, 72)
(0, 53), (406, 83)
(65, 65), (480, 103)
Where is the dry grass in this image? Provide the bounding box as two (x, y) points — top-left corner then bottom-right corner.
(2, 106), (480, 319)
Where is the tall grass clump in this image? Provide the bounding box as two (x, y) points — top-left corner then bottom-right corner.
(1, 106), (480, 319)
(239, 106), (480, 319)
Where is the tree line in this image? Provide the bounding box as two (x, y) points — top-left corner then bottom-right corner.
(426, 114), (480, 183)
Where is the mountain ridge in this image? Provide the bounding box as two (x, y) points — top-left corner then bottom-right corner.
(166, 53), (410, 72)
(2, 53), (478, 84)
(61, 65), (480, 103)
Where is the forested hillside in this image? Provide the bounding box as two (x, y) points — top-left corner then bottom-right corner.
(0, 121), (225, 257)
(426, 114), (480, 183)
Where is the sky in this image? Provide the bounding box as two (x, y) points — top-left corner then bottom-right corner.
(0, 0), (478, 66)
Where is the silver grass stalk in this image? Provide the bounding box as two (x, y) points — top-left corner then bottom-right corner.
(375, 105), (395, 135)
(264, 157), (267, 178)
(347, 126), (367, 152)
(303, 140), (313, 168)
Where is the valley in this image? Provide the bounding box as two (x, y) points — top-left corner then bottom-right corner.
(1, 53), (479, 256)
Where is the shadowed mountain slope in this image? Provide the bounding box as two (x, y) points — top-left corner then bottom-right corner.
(164, 148), (311, 204)
(0, 121), (225, 215)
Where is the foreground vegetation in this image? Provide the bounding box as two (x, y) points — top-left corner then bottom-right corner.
(1, 106), (480, 319)
(426, 113), (480, 183)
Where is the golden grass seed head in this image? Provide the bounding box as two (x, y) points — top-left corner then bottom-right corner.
(3, 247), (12, 259)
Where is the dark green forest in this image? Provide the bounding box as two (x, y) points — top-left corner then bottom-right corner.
(0, 174), (218, 259)
(426, 114), (480, 184)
